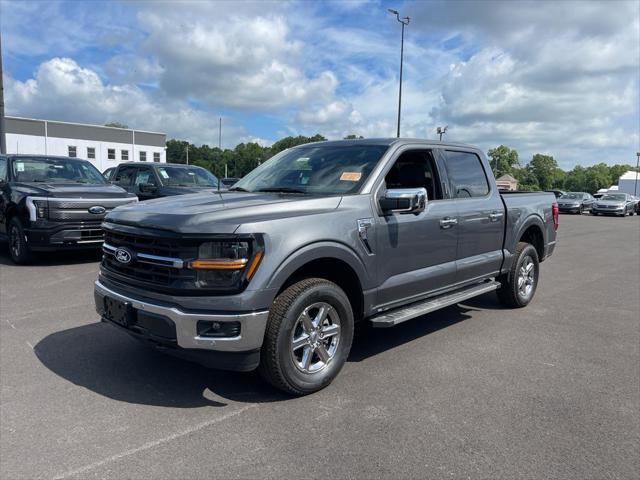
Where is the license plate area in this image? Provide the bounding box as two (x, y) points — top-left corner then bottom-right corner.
(103, 296), (134, 327)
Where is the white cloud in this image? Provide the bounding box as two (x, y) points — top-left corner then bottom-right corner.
(5, 58), (248, 147)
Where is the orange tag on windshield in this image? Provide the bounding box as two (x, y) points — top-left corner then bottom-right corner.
(340, 172), (362, 182)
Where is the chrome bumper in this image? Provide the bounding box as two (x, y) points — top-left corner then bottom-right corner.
(94, 280), (269, 352)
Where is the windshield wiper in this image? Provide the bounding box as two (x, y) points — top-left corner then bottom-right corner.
(255, 187), (307, 194)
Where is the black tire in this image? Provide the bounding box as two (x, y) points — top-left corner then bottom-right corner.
(591, 211), (598, 216)
(8, 217), (32, 264)
(259, 278), (354, 395)
(578, 205), (583, 215)
(496, 242), (540, 308)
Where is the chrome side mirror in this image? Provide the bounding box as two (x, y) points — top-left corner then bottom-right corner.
(379, 188), (427, 215)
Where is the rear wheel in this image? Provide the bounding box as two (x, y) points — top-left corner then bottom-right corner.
(8, 217), (32, 264)
(497, 242), (539, 308)
(259, 278), (354, 395)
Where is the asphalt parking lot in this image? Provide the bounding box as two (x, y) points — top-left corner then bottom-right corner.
(1, 213), (638, 479)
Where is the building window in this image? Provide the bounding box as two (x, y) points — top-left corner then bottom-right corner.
(140, 151), (147, 162)
(87, 147), (96, 159)
(121, 150), (129, 161)
(68, 146), (77, 157)
(108, 148), (116, 160)
(153, 152), (160, 163)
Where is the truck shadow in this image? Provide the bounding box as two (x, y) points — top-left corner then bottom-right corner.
(0, 240), (102, 266)
(34, 298), (496, 407)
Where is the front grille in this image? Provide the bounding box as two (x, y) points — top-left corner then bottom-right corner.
(48, 198), (135, 222)
(102, 230), (199, 289)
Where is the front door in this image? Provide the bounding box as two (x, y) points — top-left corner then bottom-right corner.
(374, 148), (458, 310)
(441, 149), (505, 284)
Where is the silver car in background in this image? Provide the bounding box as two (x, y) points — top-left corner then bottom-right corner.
(557, 192), (594, 214)
(591, 193), (636, 216)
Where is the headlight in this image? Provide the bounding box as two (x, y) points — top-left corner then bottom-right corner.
(26, 197), (48, 221)
(189, 239), (264, 291)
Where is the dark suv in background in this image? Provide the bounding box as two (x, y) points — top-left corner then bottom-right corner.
(0, 155), (136, 263)
(108, 162), (223, 200)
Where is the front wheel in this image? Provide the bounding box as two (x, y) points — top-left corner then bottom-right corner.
(259, 278), (354, 395)
(8, 217), (32, 264)
(497, 242), (540, 308)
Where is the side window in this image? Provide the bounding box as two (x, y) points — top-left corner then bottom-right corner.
(134, 168), (157, 186)
(87, 147), (96, 159)
(139, 151), (147, 162)
(108, 148), (116, 160)
(153, 152), (160, 163)
(68, 146), (77, 157)
(113, 166), (137, 186)
(444, 151), (490, 198)
(384, 150), (443, 200)
(0, 157), (7, 180)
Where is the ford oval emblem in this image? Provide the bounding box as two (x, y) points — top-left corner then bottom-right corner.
(88, 205), (106, 215)
(114, 247), (133, 265)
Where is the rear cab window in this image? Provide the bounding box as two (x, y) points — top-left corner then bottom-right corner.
(444, 150), (490, 198)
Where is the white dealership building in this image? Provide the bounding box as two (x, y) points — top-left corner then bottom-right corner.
(4, 116), (166, 171)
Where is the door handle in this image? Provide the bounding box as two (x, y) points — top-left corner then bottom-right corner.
(439, 217), (458, 229)
(488, 211), (504, 221)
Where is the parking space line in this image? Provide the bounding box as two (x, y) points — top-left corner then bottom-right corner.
(52, 404), (257, 479)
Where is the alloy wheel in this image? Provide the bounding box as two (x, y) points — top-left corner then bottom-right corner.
(517, 256), (536, 299)
(290, 302), (341, 374)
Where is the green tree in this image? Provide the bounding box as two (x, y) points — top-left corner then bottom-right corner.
(343, 134), (364, 139)
(528, 153), (559, 190)
(487, 145), (520, 177)
(269, 134), (326, 155)
(512, 167), (540, 191)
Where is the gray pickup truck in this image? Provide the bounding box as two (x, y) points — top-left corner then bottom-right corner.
(94, 139), (558, 395)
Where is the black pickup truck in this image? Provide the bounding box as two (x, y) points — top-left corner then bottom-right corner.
(107, 162), (224, 200)
(0, 155), (137, 263)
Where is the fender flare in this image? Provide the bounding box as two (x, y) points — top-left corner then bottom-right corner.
(513, 214), (546, 250)
(265, 241), (372, 292)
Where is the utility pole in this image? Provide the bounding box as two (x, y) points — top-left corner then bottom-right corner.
(219, 117), (222, 149)
(185, 144), (189, 165)
(635, 151), (639, 196)
(0, 29), (6, 154)
(388, 9), (409, 138)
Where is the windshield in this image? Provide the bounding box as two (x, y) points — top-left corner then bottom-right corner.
(11, 157), (106, 184)
(157, 166), (219, 187)
(601, 194), (626, 201)
(233, 145), (389, 195)
(560, 193), (582, 200)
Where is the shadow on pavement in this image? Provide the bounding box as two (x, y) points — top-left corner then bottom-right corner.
(0, 240), (102, 266)
(34, 296), (495, 406)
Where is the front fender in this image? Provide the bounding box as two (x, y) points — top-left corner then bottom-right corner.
(265, 241), (373, 292)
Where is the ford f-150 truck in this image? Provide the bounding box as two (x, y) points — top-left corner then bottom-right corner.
(94, 139), (558, 395)
(0, 155), (138, 264)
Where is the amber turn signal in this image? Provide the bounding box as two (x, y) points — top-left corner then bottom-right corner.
(189, 259), (248, 270)
(245, 251), (264, 280)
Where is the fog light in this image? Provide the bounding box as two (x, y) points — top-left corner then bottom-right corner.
(197, 320), (241, 338)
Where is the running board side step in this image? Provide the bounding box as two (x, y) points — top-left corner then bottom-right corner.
(369, 281), (501, 328)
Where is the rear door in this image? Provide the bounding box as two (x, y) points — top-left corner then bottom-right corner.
(374, 147), (458, 309)
(441, 149), (505, 284)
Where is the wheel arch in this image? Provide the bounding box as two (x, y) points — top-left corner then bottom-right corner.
(517, 217), (545, 261)
(266, 242), (370, 322)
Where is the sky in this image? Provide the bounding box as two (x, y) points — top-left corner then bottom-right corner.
(1, 0), (638, 169)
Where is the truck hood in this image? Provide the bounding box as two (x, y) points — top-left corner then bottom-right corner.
(159, 185), (225, 196)
(12, 182), (131, 198)
(105, 191), (342, 234)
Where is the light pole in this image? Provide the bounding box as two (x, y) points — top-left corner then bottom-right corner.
(437, 125), (448, 141)
(0, 29), (6, 154)
(388, 9), (409, 138)
(635, 151), (639, 196)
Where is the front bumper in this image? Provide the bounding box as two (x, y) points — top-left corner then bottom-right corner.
(26, 221), (104, 250)
(94, 280), (269, 370)
(592, 206), (625, 214)
(558, 205), (581, 213)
